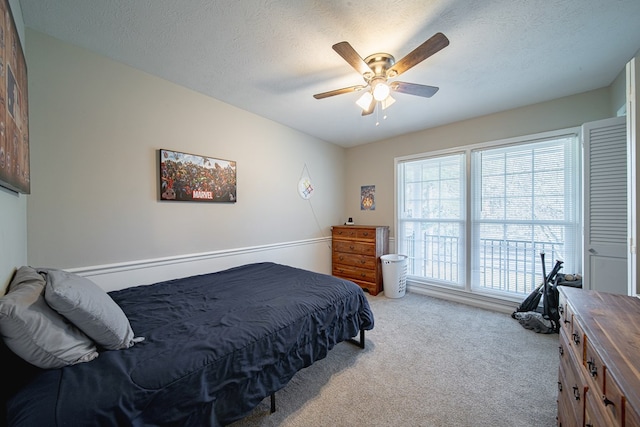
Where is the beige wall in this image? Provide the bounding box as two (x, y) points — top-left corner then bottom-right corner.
(344, 88), (613, 243)
(25, 30), (345, 270)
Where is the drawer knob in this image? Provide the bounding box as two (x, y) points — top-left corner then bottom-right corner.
(602, 396), (615, 407)
(572, 333), (580, 345)
(558, 345), (564, 356)
(572, 386), (581, 401)
(587, 358), (597, 377)
(557, 381), (563, 392)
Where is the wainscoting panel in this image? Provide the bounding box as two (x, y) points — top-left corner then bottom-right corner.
(68, 238), (332, 292)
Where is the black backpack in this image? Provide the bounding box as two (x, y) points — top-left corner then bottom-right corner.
(512, 255), (563, 333)
(541, 254), (563, 333)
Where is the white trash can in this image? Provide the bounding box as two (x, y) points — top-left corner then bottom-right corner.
(381, 254), (408, 298)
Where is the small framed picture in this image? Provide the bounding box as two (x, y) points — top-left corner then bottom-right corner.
(361, 185), (375, 210)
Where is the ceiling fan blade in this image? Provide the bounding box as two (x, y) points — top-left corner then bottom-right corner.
(332, 41), (372, 76)
(313, 85), (366, 99)
(361, 97), (376, 116)
(390, 81), (439, 98)
(387, 32), (449, 78)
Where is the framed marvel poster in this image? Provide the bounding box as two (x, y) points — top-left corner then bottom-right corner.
(0, 0), (29, 194)
(159, 149), (237, 203)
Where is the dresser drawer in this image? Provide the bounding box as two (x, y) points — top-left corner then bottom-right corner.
(348, 278), (378, 295)
(568, 317), (585, 363)
(332, 227), (358, 239)
(558, 292), (573, 335)
(332, 227), (379, 242)
(558, 332), (585, 427)
(332, 264), (377, 283)
(584, 340), (605, 393)
(332, 240), (376, 256)
(626, 403), (640, 427)
(584, 388), (617, 427)
(332, 252), (376, 269)
(558, 362), (580, 427)
(560, 330), (586, 423)
(356, 228), (377, 240)
(602, 368), (624, 425)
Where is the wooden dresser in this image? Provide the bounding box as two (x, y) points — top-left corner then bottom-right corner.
(331, 225), (389, 296)
(557, 286), (640, 427)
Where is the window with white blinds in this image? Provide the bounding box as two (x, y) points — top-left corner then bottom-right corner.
(397, 131), (580, 297)
(398, 153), (466, 285)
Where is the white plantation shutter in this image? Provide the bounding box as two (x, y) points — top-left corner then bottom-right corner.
(583, 116), (628, 294)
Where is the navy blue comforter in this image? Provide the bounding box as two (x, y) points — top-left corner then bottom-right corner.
(5, 262), (374, 426)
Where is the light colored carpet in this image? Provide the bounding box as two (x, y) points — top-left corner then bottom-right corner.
(230, 292), (559, 427)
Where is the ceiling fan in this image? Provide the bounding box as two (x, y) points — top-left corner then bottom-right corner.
(313, 32), (449, 116)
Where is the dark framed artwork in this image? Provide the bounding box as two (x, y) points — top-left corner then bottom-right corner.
(0, 0), (29, 194)
(159, 149), (237, 203)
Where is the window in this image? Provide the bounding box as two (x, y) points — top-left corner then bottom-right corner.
(397, 130), (580, 298)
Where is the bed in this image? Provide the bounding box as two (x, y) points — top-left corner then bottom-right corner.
(0, 262), (374, 426)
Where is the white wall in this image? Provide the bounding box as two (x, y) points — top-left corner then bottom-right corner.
(0, 0), (26, 294)
(25, 30), (345, 286)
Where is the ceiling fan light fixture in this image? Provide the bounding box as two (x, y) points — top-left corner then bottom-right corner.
(372, 80), (390, 101)
(356, 91), (373, 110)
(381, 95), (396, 110)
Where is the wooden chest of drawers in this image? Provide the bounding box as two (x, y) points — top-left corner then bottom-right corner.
(557, 287), (640, 427)
(331, 225), (389, 296)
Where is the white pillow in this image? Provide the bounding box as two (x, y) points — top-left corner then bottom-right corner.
(0, 266), (99, 369)
(41, 269), (139, 350)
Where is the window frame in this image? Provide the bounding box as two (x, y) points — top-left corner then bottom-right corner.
(395, 127), (581, 301)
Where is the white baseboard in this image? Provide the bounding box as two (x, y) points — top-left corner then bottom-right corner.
(68, 237), (332, 292)
(407, 282), (519, 314)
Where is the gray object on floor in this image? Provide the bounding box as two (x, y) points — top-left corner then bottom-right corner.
(513, 311), (556, 334)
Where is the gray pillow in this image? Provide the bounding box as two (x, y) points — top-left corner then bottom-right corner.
(0, 266), (99, 369)
(41, 269), (138, 350)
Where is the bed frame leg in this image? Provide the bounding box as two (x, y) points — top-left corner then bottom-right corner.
(347, 329), (365, 349)
(268, 329), (363, 416)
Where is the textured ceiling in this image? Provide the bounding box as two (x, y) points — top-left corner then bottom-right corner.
(18, 0), (640, 147)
